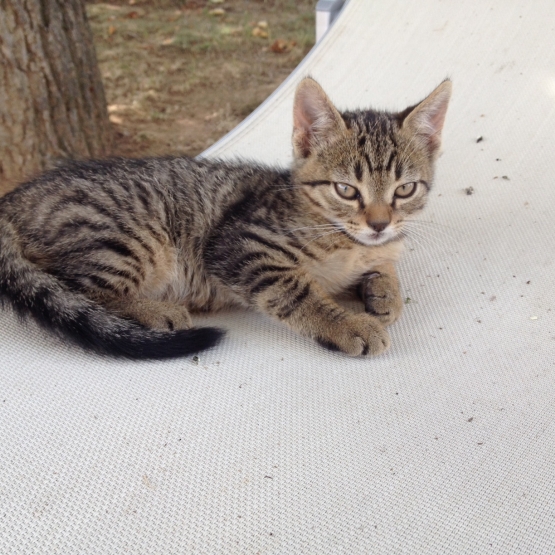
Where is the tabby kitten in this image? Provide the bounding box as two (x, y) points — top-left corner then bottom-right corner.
(0, 78), (451, 359)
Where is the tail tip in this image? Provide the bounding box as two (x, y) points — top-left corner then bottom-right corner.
(127, 326), (226, 360)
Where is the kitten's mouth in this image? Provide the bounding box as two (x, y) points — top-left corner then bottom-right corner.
(336, 223), (401, 247)
(359, 232), (399, 246)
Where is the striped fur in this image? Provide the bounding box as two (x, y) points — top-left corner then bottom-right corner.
(0, 78), (451, 359)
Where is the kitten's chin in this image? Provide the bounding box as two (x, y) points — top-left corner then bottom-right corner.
(353, 229), (401, 247)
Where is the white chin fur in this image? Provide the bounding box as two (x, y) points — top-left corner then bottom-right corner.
(355, 229), (397, 246)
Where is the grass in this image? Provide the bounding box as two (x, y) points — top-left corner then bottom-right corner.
(86, 0), (316, 157)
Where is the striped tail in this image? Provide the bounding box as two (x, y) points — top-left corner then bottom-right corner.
(0, 219), (224, 359)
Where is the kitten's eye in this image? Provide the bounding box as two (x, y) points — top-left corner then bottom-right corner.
(334, 182), (358, 200)
(394, 182), (417, 199)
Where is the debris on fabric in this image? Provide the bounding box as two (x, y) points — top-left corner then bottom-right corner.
(142, 475), (155, 489)
(465, 186), (475, 195)
(502, 175), (510, 180)
(476, 136), (484, 143)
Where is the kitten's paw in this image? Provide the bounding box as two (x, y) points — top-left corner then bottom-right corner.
(317, 313), (390, 357)
(148, 304), (193, 331)
(360, 271), (403, 327)
(107, 298), (193, 331)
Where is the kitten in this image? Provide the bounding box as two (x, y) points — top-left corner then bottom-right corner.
(0, 77), (451, 359)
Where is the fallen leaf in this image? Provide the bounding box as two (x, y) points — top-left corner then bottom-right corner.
(252, 27), (268, 38)
(108, 25), (116, 36)
(161, 37), (175, 45)
(107, 104), (132, 113)
(257, 20), (268, 29)
(109, 114), (123, 124)
(126, 11), (139, 19)
(270, 39), (288, 53)
(210, 0), (225, 3)
(209, 8), (225, 16)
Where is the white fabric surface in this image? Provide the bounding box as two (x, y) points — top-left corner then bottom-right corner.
(1, 0), (555, 553)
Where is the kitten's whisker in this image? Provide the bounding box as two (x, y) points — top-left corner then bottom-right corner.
(402, 224), (444, 245)
(401, 233), (439, 265)
(300, 230), (342, 251)
(286, 224), (338, 234)
(405, 219), (455, 231)
(402, 227), (447, 255)
(402, 221), (457, 244)
(403, 222), (448, 240)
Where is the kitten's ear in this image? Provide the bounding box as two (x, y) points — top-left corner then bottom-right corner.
(293, 77), (346, 159)
(401, 79), (452, 156)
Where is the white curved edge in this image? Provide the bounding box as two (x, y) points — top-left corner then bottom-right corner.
(199, 0), (352, 160)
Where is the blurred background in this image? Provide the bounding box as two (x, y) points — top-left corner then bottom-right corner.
(87, 0), (315, 157)
(0, 0), (315, 194)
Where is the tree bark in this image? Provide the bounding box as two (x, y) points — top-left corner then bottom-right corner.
(0, 0), (111, 193)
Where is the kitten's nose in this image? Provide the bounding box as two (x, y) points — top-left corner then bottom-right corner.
(366, 204), (391, 234)
(368, 220), (389, 233)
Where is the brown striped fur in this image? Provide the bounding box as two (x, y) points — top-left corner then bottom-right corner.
(0, 78), (451, 359)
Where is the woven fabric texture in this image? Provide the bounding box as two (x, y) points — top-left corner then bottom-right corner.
(1, 0), (554, 553)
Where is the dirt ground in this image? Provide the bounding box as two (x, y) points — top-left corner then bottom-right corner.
(86, 0), (315, 158)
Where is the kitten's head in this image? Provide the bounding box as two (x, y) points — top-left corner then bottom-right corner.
(291, 77), (451, 246)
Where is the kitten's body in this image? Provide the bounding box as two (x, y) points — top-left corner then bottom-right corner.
(0, 78), (451, 359)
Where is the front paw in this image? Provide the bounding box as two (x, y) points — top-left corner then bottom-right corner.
(359, 271), (403, 326)
(316, 312), (390, 357)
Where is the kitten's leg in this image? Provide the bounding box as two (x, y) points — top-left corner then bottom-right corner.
(358, 263), (403, 327)
(251, 273), (390, 357)
(103, 298), (193, 331)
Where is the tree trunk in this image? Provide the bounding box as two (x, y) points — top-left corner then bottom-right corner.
(0, 0), (111, 194)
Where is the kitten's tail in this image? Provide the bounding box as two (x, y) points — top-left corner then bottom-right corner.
(0, 219), (224, 360)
